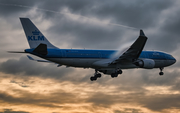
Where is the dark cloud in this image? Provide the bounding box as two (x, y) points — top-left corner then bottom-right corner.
(35, 0), (174, 29)
(140, 94), (180, 111)
(0, 56), (98, 84)
(154, 9), (180, 52)
(81, 0), (173, 28)
(0, 109), (29, 113)
(0, 0), (178, 51)
(114, 108), (144, 113)
(0, 90), (77, 108)
(10, 80), (29, 87)
(0, 0), (29, 17)
(47, 16), (130, 49)
(86, 91), (180, 112)
(0, 56), (76, 80)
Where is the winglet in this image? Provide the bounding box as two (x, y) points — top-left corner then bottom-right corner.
(140, 29), (145, 36)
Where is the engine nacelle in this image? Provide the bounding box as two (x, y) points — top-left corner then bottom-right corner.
(135, 59), (155, 69)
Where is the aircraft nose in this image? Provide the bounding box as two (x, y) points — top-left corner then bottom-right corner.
(171, 56), (176, 65)
(173, 58), (176, 64)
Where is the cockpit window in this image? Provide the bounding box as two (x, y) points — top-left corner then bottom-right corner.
(165, 54), (174, 60)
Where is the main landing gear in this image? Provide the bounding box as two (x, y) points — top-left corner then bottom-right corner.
(90, 69), (123, 81)
(159, 67), (164, 76)
(111, 69), (122, 78)
(90, 70), (102, 81)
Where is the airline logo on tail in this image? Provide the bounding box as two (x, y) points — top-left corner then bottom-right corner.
(28, 30), (44, 41)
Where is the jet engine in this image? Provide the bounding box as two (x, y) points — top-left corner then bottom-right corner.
(135, 59), (155, 69)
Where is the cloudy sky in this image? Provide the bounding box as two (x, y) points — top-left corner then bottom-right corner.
(0, 0), (179, 113)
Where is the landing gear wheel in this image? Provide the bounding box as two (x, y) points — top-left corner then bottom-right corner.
(159, 67), (164, 76)
(111, 73), (115, 78)
(114, 73), (118, 77)
(159, 72), (164, 76)
(90, 77), (94, 81)
(117, 70), (122, 74)
(90, 70), (102, 81)
(96, 73), (102, 78)
(90, 76), (97, 81)
(111, 73), (118, 78)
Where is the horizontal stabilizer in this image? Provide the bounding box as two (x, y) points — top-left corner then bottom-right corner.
(8, 51), (26, 53)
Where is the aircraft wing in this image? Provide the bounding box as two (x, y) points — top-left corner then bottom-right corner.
(111, 30), (148, 64)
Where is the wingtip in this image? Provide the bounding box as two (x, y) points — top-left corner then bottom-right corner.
(140, 29), (145, 36)
(19, 17), (30, 20)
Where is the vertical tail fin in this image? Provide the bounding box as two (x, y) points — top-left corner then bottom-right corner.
(20, 18), (57, 49)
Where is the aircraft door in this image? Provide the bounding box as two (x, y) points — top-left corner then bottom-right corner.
(61, 50), (66, 58)
(98, 52), (102, 58)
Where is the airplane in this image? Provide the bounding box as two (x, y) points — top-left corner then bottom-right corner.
(9, 18), (176, 81)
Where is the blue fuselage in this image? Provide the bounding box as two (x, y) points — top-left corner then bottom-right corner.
(25, 48), (176, 70)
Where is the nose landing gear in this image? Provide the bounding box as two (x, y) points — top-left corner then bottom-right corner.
(159, 67), (164, 76)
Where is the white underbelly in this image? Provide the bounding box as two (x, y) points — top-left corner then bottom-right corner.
(47, 58), (100, 68)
